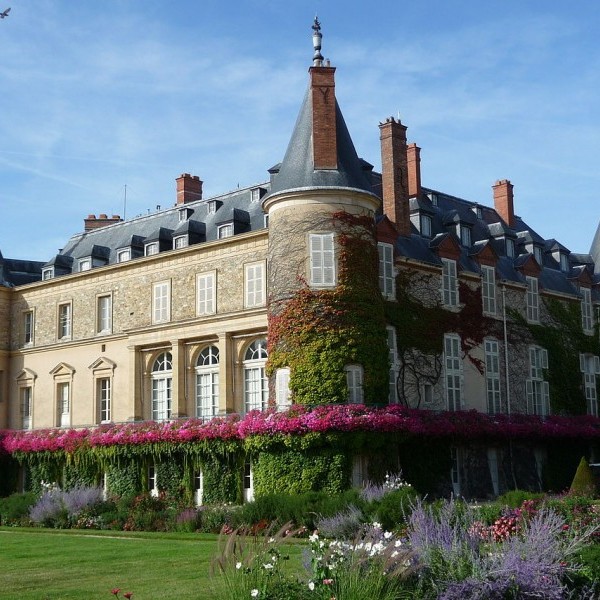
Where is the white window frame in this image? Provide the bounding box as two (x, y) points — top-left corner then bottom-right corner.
(151, 352), (172, 421)
(23, 310), (34, 346)
(152, 281), (171, 324)
(42, 267), (54, 280)
(79, 258), (91, 272)
(250, 188), (261, 203)
(345, 364), (364, 404)
(145, 242), (159, 256)
(98, 377), (111, 423)
(460, 224), (471, 247)
(58, 303), (72, 340)
(195, 346), (219, 421)
(444, 334), (463, 411)
(309, 232), (336, 287)
(195, 470), (204, 506)
(275, 368), (291, 410)
(243, 339), (268, 413)
(21, 386), (32, 430)
(560, 253), (569, 273)
(526, 345), (549, 416)
(173, 235), (188, 249)
(526, 276), (539, 323)
(580, 353), (600, 417)
(117, 248), (131, 263)
(581, 287), (594, 334)
(218, 223), (234, 239)
(505, 238), (515, 258)
(533, 246), (543, 266)
(484, 339), (501, 414)
(58, 382), (70, 427)
(441, 258), (459, 307)
(378, 243), (395, 300)
(387, 326), (399, 403)
(244, 261), (265, 308)
(196, 271), (216, 316)
(243, 461), (254, 503)
(481, 266), (497, 316)
(97, 294), (112, 334)
(148, 464), (158, 497)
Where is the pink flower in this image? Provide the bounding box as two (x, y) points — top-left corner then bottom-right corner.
(111, 590), (120, 596)
(323, 578), (334, 585)
(123, 593), (133, 599)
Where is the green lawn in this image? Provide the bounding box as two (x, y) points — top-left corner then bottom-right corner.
(0, 528), (231, 599)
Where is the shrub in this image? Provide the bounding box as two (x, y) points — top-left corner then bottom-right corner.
(198, 504), (243, 534)
(29, 485), (104, 528)
(316, 504), (364, 539)
(0, 492), (37, 525)
(570, 457), (597, 498)
(496, 489), (544, 509)
(369, 486), (419, 532)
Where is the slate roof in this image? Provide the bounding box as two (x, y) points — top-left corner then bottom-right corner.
(268, 87), (374, 195)
(0, 250), (44, 287)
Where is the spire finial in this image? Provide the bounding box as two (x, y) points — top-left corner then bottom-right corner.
(312, 15), (324, 67)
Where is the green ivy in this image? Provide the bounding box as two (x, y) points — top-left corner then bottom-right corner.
(156, 457), (184, 497)
(106, 461), (142, 497)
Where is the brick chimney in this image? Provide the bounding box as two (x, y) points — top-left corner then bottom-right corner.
(84, 214), (122, 232)
(407, 143), (422, 199)
(176, 173), (203, 205)
(379, 117), (410, 236)
(309, 65), (337, 170)
(493, 179), (515, 227)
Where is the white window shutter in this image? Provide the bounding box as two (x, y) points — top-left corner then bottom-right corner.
(526, 379), (534, 414)
(541, 348), (548, 369)
(580, 353), (586, 373)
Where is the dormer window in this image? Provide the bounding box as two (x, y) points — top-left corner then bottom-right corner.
(559, 253), (569, 273)
(460, 225), (471, 247)
(473, 206), (483, 219)
(117, 248), (131, 263)
(178, 207), (192, 223)
(79, 258), (91, 272)
(207, 200), (218, 215)
(173, 235), (188, 249)
(250, 188), (261, 203)
(42, 267), (54, 280)
(506, 238), (515, 258)
(428, 192), (438, 207)
(145, 242), (159, 256)
(421, 214), (432, 237)
(218, 224), (234, 239)
(533, 246), (543, 266)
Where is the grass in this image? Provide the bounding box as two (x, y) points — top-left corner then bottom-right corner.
(0, 527), (228, 599)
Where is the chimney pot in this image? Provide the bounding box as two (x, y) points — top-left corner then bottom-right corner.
(493, 179), (515, 227)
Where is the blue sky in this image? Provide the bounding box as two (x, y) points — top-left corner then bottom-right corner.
(1, 1), (599, 261)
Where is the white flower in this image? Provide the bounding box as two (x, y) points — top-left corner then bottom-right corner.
(262, 563), (274, 570)
(372, 521), (382, 529)
(309, 533), (319, 543)
(236, 561), (242, 570)
(394, 540), (402, 547)
(391, 550), (399, 558)
(268, 537), (275, 543)
(308, 581), (315, 591)
(384, 531), (393, 539)
(251, 590), (259, 598)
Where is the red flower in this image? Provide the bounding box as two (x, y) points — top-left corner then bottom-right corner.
(123, 593), (133, 599)
(111, 590), (120, 596)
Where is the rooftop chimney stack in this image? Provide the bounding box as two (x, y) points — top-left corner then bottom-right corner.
(493, 179), (515, 227)
(309, 17), (337, 170)
(407, 143), (422, 199)
(176, 173), (203, 205)
(379, 117), (410, 236)
(84, 214), (122, 232)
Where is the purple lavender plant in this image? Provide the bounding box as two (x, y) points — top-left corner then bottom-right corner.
(316, 504), (364, 540)
(62, 486), (104, 516)
(29, 491), (64, 524)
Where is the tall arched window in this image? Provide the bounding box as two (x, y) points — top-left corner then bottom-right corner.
(243, 339), (268, 413)
(152, 352), (172, 421)
(196, 346), (219, 421)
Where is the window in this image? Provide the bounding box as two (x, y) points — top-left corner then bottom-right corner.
(505, 238), (515, 258)
(387, 326), (399, 403)
(243, 461), (254, 502)
(98, 378), (111, 423)
(152, 281), (171, 323)
(580, 354), (600, 417)
(58, 303), (72, 340)
(21, 387), (32, 430)
(145, 242), (159, 256)
(196, 346), (219, 421)
(151, 352), (172, 421)
(207, 200), (218, 215)
(173, 235), (188, 249)
(197, 272), (216, 315)
(244, 339), (268, 413)
(560, 253), (569, 273)
(148, 464), (158, 497)
(23, 311), (34, 346)
(42, 267), (54, 280)
(421, 214), (432, 237)
(97, 295), (112, 334)
(526, 346), (549, 416)
(276, 368), (291, 410)
(484, 339), (501, 414)
(581, 288), (594, 334)
(533, 246), (543, 266)
(218, 224), (233, 239)
(378, 243), (395, 299)
(194, 470), (204, 506)
(245, 262), (265, 308)
(309, 233), (335, 287)
(450, 447), (461, 495)
(345, 365), (364, 404)
(428, 193), (438, 207)
(481, 266), (496, 315)
(444, 334), (463, 411)
(441, 259), (458, 307)
(58, 382), (70, 427)
(250, 188), (261, 203)
(117, 249), (131, 263)
(79, 258), (91, 272)
(526, 276), (539, 323)
(460, 224), (471, 247)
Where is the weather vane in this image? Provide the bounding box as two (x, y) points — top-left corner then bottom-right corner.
(312, 15), (324, 67)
